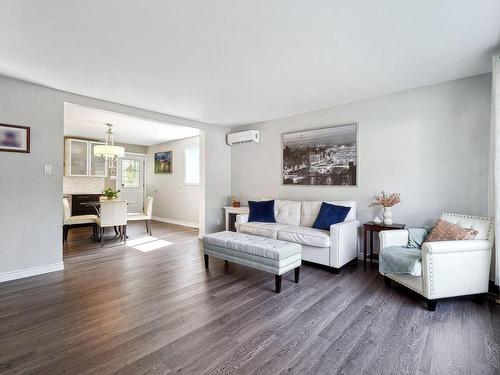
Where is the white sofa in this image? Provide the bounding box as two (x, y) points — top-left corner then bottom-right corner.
(380, 213), (494, 311)
(236, 199), (359, 271)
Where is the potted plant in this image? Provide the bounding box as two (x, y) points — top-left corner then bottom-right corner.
(368, 191), (401, 225)
(102, 187), (120, 200)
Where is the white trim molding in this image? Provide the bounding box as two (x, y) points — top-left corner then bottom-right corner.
(152, 216), (199, 229)
(0, 262), (64, 283)
(492, 54), (500, 287)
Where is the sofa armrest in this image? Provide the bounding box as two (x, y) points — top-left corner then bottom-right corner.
(329, 219), (359, 232)
(422, 239), (491, 255)
(235, 214), (248, 231)
(235, 214), (248, 224)
(329, 220), (359, 268)
(379, 230), (409, 249)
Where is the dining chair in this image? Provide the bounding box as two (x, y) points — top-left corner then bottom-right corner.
(97, 200), (128, 247)
(63, 198), (98, 242)
(127, 197), (154, 235)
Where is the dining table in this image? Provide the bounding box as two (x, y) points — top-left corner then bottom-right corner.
(80, 200), (135, 216)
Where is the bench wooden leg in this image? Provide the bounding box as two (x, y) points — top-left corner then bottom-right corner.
(294, 267), (300, 283)
(204, 254), (209, 269)
(426, 299), (437, 311)
(275, 275), (282, 293)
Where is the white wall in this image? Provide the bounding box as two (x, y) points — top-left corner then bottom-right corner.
(0, 77), (65, 281)
(146, 136), (200, 226)
(231, 74), (492, 227)
(0, 75), (230, 281)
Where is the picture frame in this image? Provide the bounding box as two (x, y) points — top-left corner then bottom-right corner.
(154, 151), (173, 174)
(282, 123), (358, 186)
(0, 123), (30, 153)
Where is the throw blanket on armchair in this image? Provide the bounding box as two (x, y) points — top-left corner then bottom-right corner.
(379, 227), (431, 276)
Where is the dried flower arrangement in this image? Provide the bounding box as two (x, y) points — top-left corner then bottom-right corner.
(369, 191), (401, 208)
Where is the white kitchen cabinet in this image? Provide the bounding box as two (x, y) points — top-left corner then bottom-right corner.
(65, 138), (107, 177)
(89, 141), (107, 177)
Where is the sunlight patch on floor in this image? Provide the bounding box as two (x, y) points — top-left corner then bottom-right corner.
(126, 236), (174, 252)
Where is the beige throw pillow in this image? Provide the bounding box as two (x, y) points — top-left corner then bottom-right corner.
(425, 218), (478, 243)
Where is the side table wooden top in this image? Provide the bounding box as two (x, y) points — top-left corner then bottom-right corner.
(363, 221), (406, 230)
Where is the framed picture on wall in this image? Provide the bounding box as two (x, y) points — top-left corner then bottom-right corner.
(282, 123), (358, 186)
(154, 151), (172, 173)
(0, 123), (30, 153)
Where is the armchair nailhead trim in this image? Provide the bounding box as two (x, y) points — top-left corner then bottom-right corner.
(428, 256), (434, 298)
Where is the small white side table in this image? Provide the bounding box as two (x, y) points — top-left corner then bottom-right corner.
(224, 206), (249, 231)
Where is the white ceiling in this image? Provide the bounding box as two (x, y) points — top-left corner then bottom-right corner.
(1, 1), (500, 127)
(64, 103), (199, 146)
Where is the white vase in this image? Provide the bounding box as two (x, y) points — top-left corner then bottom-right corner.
(383, 207), (393, 225)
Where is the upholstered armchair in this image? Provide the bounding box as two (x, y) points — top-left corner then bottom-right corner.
(379, 213), (494, 311)
(97, 200), (128, 247)
(127, 197), (154, 235)
(63, 197), (98, 242)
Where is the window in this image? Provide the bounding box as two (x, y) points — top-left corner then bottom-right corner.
(121, 159), (140, 187)
(184, 146), (200, 185)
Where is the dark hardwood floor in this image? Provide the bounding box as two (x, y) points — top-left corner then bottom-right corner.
(0, 221), (499, 374)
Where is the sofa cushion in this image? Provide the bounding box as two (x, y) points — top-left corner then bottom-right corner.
(239, 222), (289, 239)
(312, 202), (351, 230)
(301, 200), (356, 227)
(275, 199), (301, 226)
(277, 226), (330, 248)
(248, 200), (276, 223)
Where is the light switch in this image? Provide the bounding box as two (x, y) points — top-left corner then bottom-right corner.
(44, 165), (52, 175)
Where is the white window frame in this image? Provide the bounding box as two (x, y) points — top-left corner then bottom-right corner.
(184, 146), (200, 185)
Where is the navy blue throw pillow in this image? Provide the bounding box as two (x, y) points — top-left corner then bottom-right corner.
(248, 200), (276, 223)
(312, 202), (351, 230)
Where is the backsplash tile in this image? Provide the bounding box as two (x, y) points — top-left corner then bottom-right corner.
(63, 177), (105, 194)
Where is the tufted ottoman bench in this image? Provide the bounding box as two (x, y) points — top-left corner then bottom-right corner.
(202, 231), (302, 293)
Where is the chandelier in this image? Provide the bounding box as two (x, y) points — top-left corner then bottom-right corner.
(93, 123), (125, 163)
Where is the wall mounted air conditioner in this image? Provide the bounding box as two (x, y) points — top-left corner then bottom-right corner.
(226, 130), (260, 145)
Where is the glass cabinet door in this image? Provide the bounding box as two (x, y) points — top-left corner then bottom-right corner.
(89, 142), (107, 177)
(69, 139), (89, 176)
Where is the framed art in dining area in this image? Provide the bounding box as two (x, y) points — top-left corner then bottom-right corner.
(282, 123), (358, 186)
(154, 151), (172, 174)
(0, 123), (30, 153)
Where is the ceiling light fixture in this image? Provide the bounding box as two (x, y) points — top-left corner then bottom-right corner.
(93, 123), (125, 162)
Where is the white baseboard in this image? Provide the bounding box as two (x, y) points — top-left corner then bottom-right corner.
(152, 216), (199, 229)
(0, 262), (64, 283)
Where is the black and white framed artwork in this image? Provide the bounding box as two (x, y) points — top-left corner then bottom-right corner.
(282, 123), (358, 186)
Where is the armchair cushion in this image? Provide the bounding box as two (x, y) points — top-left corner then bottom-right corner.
(425, 218), (478, 242)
